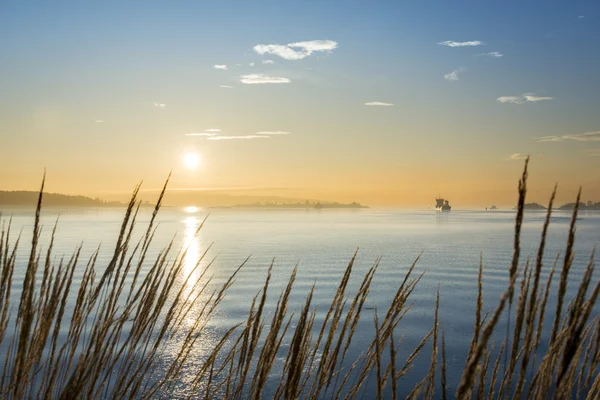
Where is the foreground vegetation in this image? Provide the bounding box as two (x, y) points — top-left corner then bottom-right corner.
(0, 159), (599, 399)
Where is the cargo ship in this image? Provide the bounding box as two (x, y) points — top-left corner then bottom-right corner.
(435, 198), (452, 212)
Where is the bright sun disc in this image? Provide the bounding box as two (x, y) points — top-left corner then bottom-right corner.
(183, 152), (200, 169)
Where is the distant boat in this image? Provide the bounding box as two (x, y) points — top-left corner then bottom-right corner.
(435, 198), (451, 212)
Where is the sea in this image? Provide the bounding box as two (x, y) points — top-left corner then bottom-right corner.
(2, 205), (599, 398)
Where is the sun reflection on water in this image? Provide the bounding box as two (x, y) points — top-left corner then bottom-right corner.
(184, 206), (199, 214)
(182, 215), (201, 296)
(153, 212), (224, 397)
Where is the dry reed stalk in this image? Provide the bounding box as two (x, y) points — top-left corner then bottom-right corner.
(550, 188), (581, 346)
(504, 156), (529, 377)
(441, 330), (447, 400)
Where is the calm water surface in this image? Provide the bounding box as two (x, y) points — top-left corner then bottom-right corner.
(3, 206), (600, 397)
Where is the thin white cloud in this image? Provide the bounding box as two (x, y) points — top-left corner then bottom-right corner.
(478, 51), (503, 58)
(364, 101), (394, 106)
(579, 15), (585, 19)
(153, 103), (166, 109)
(262, 60), (275, 64)
(537, 136), (564, 142)
(444, 68), (464, 81)
(249, 62), (255, 67)
(214, 64), (228, 70)
(256, 131), (291, 135)
(582, 149), (600, 156)
(95, 120), (104, 123)
(524, 95), (553, 102)
(497, 93), (553, 104)
(439, 40), (484, 47)
(205, 129), (221, 132)
(538, 131), (600, 142)
(208, 135), (269, 140)
(240, 74), (291, 84)
(497, 96), (524, 104)
(185, 133), (218, 137)
(253, 40), (338, 60)
(509, 153), (531, 160)
(236, 63), (242, 67)
(220, 85), (234, 89)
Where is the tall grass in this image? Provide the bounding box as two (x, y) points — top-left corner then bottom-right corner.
(0, 159), (599, 399)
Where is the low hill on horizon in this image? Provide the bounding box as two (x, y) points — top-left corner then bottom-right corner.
(0, 191), (124, 208)
(0, 190), (360, 209)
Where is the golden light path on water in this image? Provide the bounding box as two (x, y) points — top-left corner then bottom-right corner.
(182, 213), (201, 290)
(180, 207), (210, 324)
(157, 206), (221, 396)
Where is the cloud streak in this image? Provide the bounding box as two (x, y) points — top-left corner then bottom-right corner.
(220, 85), (234, 89)
(207, 135), (270, 140)
(509, 153), (531, 160)
(497, 93), (553, 104)
(478, 51), (503, 58)
(538, 131), (600, 142)
(444, 68), (464, 81)
(214, 65), (228, 70)
(185, 133), (218, 137)
(262, 60), (275, 64)
(439, 40), (484, 47)
(256, 131), (291, 135)
(364, 101), (394, 106)
(582, 149), (600, 156)
(253, 40), (338, 60)
(153, 103), (166, 109)
(240, 74), (291, 84)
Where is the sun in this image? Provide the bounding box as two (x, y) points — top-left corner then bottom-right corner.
(183, 152), (201, 169)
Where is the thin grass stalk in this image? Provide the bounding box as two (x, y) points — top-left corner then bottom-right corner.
(504, 156), (529, 377)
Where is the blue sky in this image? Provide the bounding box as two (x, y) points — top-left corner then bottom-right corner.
(1, 1), (599, 206)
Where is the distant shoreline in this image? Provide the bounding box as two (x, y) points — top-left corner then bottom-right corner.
(2, 190), (599, 211)
(210, 202), (369, 210)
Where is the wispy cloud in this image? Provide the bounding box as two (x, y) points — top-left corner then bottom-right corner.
(240, 74), (291, 84)
(538, 131), (600, 142)
(364, 102), (394, 106)
(185, 133), (218, 137)
(509, 153), (532, 160)
(220, 85), (234, 89)
(253, 40), (338, 60)
(205, 129), (221, 132)
(439, 40), (484, 47)
(478, 51), (503, 58)
(582, 149), (600, 156)
(153, 103), (166, 109)
(262, 60), (275, 64)
(256, 131), (291, 135)
(524, 95), (553, 102)
(214, 64), (228, 70)
(497, 93), (553, 104)
(444, 68), (464, 81)
(95, 120), (104, 123)
(207, 135), (269, 140)
(537, 136), (564, 142)
(579, 15), (585, 19)
(249, 62), (255, 67)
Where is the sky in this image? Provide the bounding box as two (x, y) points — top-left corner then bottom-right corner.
(1, 0), (599, 208)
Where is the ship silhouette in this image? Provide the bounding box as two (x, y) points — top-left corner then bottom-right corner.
(435, 197), (452, 212)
